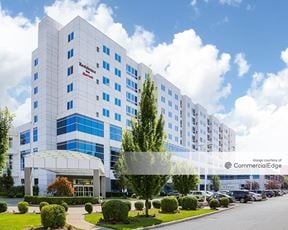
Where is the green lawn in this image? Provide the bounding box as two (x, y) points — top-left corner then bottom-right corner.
(85, 209), (215, 230)
(0, 213), (41, 230)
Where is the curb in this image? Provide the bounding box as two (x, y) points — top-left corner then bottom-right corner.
(142, 206), (236, 229)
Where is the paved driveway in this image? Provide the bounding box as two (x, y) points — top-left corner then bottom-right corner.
(155, 196), (288, 230)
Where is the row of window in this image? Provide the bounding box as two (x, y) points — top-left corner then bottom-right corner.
(20, 128), (38, 145)
(103, 45), (122, 63)
(160, 84), (179, 100)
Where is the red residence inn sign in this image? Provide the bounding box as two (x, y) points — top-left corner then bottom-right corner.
(79, 62), (96, 79)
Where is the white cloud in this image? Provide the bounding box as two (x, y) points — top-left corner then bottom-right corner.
(234, 52), (250, 77)
(281, 48), (288, 64)
(191, 0), (197, 6)
(219, 0), (242, 6)
(222, 50), (288, 152)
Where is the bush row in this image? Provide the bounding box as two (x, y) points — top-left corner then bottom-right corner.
(24, 195), (99, 205)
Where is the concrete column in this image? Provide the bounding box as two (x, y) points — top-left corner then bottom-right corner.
(93, 169), (100, 197)
(24, 167), (33, 196)
(100, 176), (106, 198)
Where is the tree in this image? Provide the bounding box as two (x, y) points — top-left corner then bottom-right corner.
(211, 175), (220, 191)
(172, 162), (199, 196)
(266, 180), (281, 190)
(244, 180), (259, 190)
(283, 176), (288, 189)
(0, 107), (14, 172)
(115, 76), (169, 217)
(47, 177), (74, 196)
(1, 168), (14, 192)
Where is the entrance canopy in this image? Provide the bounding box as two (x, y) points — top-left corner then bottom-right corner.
(25, 150), (105, 176)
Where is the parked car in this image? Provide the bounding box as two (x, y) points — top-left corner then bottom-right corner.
(251, 190), (267, 200)
(228, 190), (251, 203)
(264, 190), (275, 198)
(249, 192), (262, 201)
(208, 192), (235, 203)
(189, 191), (212, 197)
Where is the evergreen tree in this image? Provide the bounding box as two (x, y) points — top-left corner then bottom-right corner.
(0, 107), (14, 172)
(211, 175), (220, 191)
(116, 76), (169, 217)
(1, 168), (14, 192)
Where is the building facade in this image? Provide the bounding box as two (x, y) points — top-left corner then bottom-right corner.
(6, 16), (240, 195)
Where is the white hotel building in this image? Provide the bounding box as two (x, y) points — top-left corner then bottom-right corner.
(5, 16), (242, 195)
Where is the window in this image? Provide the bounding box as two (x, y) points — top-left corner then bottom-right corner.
(126, 92), (137, 105)
(110, 125), (122, 141)
(115, 113), (121, 121)
(57, 139), (104, 161)
(115, 98), (121, 107)
(175, 115), (179, 121)
(110, 147), (120, 169)
(175, 105), (179, 111)
(67, 49), (74, 59)
(33, 101), (38, 109)
(20, 150), (31, 170)
(175, 126), (179, 131)
(161, 108), (165, 114)
(168, 134), (172, 140)
(115, 83), (121, 92)
(102, 76), (110, 85)
(126, 78), (137, 91)
(161, 84), (165, 91)
(175, 94), (179, 100)
(20, 130), (30, 145)
(168, 100), (172, 107)
(168, 89), (172, 96)
(103, 45), (110, 55)
(102, 92), (110, 102)
(34, 115), (38, 123)
(103, 108), (110, 117)
(103, 61), (110, 71)
(126, 106), (137, 116)
(33, 87), (38, 95)
(67, 66), (73, 76)
(33, 127), (38, 142)
(161, 96), (165, 103)
(68, 32), (74, 42)
(126, 119), (132, 127)
(34, 58), (38, 66)
(126, 64), (138, 78)
(115, 53), (121, 62)
(114, 68), (121, 77)
(168, 123), (172, 129)
(67, 100), (73, 110)
(67, 83), (73, 93)
(34, 72), (38, 80)
(33, 148), (38, 152)
(168, 112), (172, 118)
(57, 114), (104, 137)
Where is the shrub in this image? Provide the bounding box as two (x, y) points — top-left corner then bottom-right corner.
(41, 204), (66, 228)
(134, 201), (144, 211)
(209, 199), (220, 210)
(39, 202), (49, 211)
(131, 193), (137, 198)
(178, 196), (184, 206)
(85, 203), (93, 214)
(161, 196), (178, 213)
(24, 195), (99, 205)
(47, 177), (74, 196)
(18, 201), (29, 214)
(220, 197), (229, 208)
(61, 202), (69, 212)
(0, 202), (7, 213)
(152, 200), (161, 209)
(102, 200), (129, 222)
(181, 196), (198, 210)
(123, 200), (132, 211)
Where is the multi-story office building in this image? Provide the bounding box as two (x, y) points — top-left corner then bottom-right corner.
(6, 16), (238, 194)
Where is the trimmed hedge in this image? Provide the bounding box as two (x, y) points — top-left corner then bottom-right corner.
(41, 204), (66, 228)
(134, 201), (144, 211)
(18, 201), (29, 214)
(220, 197), (229, 208)
(0, 202), (7, 213)
(209, 199), (220, 210)
(152, 200), (161, 209)
(85, 203), (93, 214)
(181, 196), (198, 210)
(24, 195), (99, 205)
(39, 202), (49, 211)
(161, 196), (178, 213)
(102, 200), (129, 222)
(61, 202), (69, 212)
(123, 200), (132, 211)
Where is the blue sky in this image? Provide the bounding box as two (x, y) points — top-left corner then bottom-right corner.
(1, 0), (288, 151)
(1, 0), (287, 111)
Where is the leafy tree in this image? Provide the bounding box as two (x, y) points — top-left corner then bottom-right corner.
(172, 162), (199, 196)
(266, 180), (281, 189)
(244, 180), (259, 190)
(211, 175), (220, 191)
(47, 177), (74, 196)
(1, 168), (14, 192)
(115, 76), (169, 217)
(0, 107), (14, 172)
(283, 176), (288, 189)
